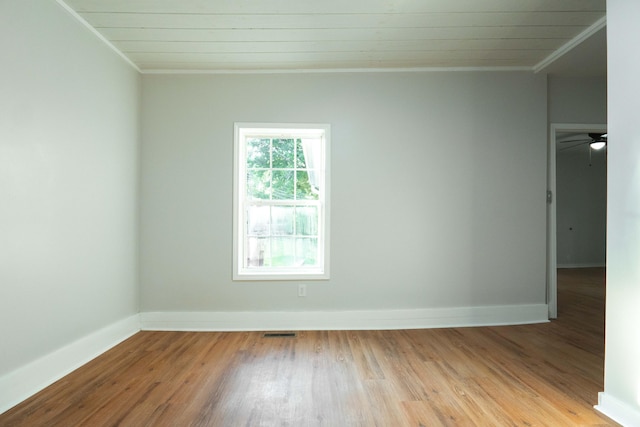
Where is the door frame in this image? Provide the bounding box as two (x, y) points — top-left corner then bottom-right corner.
(547, 123), (607, 318)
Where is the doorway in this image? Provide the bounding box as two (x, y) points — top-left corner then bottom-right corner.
(547, 123), (607, 318)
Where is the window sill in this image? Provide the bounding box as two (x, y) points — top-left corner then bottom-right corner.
(233, 270), (329, 281)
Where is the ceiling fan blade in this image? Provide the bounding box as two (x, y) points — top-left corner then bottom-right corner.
(589, 132), (607, 140)
(559, 141), (589, 151)
(559, 138), (590, 144)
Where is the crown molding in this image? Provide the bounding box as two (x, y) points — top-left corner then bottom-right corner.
(55, 0), (141, 73)
(533, 16), (606, 74)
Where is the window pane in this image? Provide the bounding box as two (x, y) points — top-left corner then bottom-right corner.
(272, 206), (294, 236)
(246, 237), (267, 267)
(296, 139), (306, 168)
(272, 138), (295, 168)
(296, 206), (318, 236)
(247, 170), (271, 200)
(247, 138), (270, 168)
(246, 205), (270, 236)
(296, 170), (319, 200)
(269, 237), (296, 267)
(271, 170), (294, 200)
(296, 238), (318, 266)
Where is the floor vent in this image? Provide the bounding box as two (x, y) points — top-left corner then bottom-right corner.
(263, 332), (297, 338)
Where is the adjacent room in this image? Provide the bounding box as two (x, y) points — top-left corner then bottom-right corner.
(2, 0), (639, 425)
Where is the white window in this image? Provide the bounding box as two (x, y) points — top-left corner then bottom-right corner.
(233, 123), (330, 280)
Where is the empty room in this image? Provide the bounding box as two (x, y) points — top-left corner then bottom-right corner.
(1, 0), (639, 426)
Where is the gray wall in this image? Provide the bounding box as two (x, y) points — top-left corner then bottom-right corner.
(600, 0), (640, 422)
(140, 71), (548, 313)
(548, 76), (607, 124)
(548, 75), (607, 268)
(556, 144), (607, 267)
(0, 0), (140, 376)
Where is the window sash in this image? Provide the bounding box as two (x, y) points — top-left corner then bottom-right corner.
(233, 123), (329, 280)
(243, 201), (324, 270)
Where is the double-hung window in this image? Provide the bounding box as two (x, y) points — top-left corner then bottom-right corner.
(233, 123), (330, 280)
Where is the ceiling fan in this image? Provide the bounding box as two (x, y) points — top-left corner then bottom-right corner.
(559, 132), (607, 151)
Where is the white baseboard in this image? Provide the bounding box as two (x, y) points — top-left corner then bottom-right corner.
(595, 392), (640, 427)
(0, 315), (140, 415)
(140, 304), (549, 331)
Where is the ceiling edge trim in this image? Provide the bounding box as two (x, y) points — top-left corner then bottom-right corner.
(533, 15), (606, 74)
(55, 0), (141, 73)
(140, 66), (533, 75)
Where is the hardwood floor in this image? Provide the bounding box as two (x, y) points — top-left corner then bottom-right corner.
(1, 268), (618, 426)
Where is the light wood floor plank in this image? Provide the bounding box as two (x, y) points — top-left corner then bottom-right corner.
(0, 268), (620, 426)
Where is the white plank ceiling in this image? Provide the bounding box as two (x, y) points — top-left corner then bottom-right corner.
(60, 0), (606, 72)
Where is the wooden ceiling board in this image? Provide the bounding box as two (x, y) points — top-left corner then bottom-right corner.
(59, 0), (607, 72)
(63, 0), (606, 14)
(135, 59), (536, 72)
(80, 12), (604, 30)
(115, 39), (566, 54)
(98, 26), (594, 43)
(128, 49), (547, 64)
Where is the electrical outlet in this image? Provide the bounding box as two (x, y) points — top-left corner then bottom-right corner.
(298, 284), (307, 297)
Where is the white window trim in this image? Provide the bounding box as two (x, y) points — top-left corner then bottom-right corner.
(233, 122), (330, 281)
